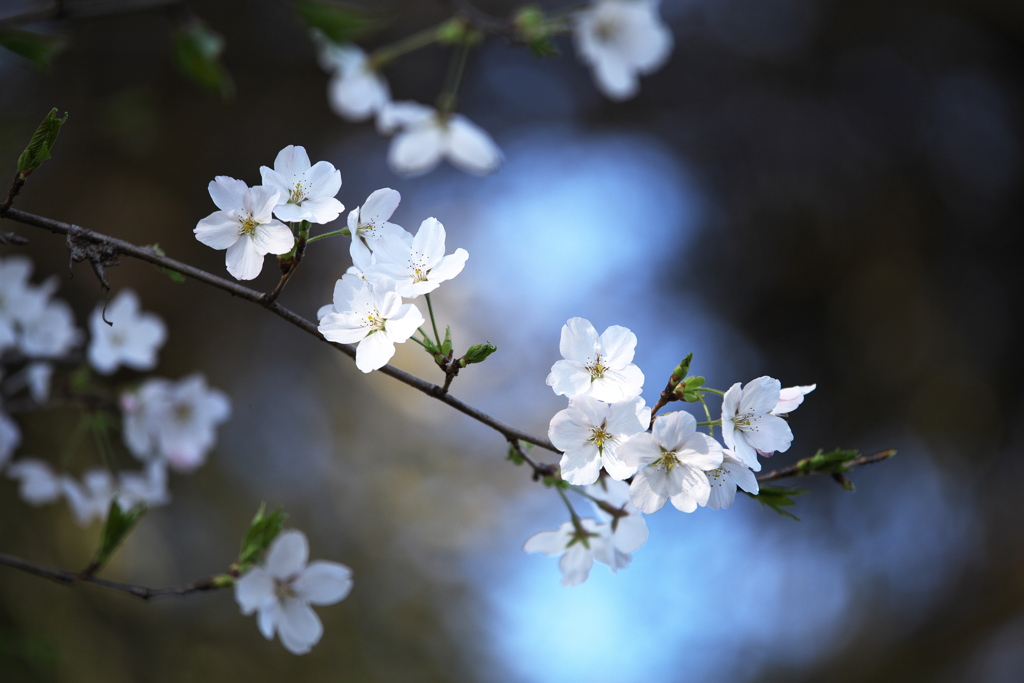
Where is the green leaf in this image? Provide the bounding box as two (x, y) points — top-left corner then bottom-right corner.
(295, 1), (373, 43)
(94, 499), (147, 570)
(440, 327), (453, 357)
(237, 503), (287, 569)
(146, 244), (185, 283)
(0, 29), (66, 67)
(16, 108), (68, 176)
(506, 440), (531, 466)
(172, 19), (235, 100)
(795, 448), (861, 476)
(746, 485), (807, 521)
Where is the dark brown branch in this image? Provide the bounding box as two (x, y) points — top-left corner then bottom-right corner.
(756, 449), (897, 484)
(0, 551), (223, 601)
(1, 207), (557, 453)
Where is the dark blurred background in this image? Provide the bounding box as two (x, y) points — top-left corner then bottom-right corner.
(1, 0), (1023, 681)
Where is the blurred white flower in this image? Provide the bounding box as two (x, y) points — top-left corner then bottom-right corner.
(235, 529), (353, 655)
(6, 458), (63, 505)
(61, 464), (168, 525)
(548, 395), (647, 484)
(523, 518), (603, 587)
(574, 0), (673, 101)
(368, 217), (468, 298)
(378, 101), (503, 176)
(87, 289), (166, 375)
(546, 317), (644, 402)
(584, 478), (649, 571)
(260, 145), (344, 224)
(619, 410), (723, 513)
(721, 376), (793, 471)
(318, 274), (424, 372)
(1, 409), (21, 468)
(121, 374), (231, 472)
(194, 176), (294, 281)
(17, 298), (80, 358)
(26, 362), (53, 403)
(320, 43), (390, 121)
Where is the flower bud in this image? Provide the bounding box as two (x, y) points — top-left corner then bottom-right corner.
(460, 342), (497, 367)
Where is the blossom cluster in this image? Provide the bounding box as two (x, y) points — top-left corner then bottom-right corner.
(317, 188), (468, 372)
(313, 0), (672, 176)
(1, 259), (230, 524)
(526, 316), (815, 585)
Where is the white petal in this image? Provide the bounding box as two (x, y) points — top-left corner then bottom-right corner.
(559, 317), (599, 362)
(294, 561), (353, 606)
(208, 176), (247, 212)
(235, 567), (275, 615)
(277, 600), (323, 655)
(225, 237), (265, 281)
(194, 212), (241, 250)
(251, 221), (295, 256)
(389, 127), (445, 176)
(355, 331), (396, 372)
(445, 115), (503, 175)
(266, 530), (309, 579)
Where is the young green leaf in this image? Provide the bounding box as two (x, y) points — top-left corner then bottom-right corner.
(746, 485), (807, 521)
(93, 499), (147, 571)
(237, 503), (287, 569)
(0, 29), (66, 67)
(16, 108), (68, 176)
(146, 244), (186, 283)
(172, 19), (235, 100)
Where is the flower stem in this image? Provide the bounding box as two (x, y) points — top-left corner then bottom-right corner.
(696, 420), (722, 427)
(437, 35), (473, 117)
(306, 228), (350, 244)
(697, 394), (715, 438)
(370, 21), (450, 69)
(425, 293), (442, 347)
(699, 387), (726, 397)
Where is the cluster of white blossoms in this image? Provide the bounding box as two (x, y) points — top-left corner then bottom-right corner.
(312, 0), (671, 176)
(527, 316), (815, 585)
(317, 188), (468, 372)
(1, 260), (230, 524)
(194, 145), (343, 280)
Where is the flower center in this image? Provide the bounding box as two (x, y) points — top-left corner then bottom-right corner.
(364, 309), (386, 332)
(173, 402), (193, 423)
(655, 446), (680, 470)
(274, 578), (296, 600)
(288, 181), (307, 204)
(586, 353), (607, 380)
(588, 424), (615, 454)
(238, 215), (259, 236)
(732, 412), (754, 430)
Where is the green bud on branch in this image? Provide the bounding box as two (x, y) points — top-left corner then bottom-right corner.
(460, 342), (497, 367)
(16, 108), (68, 178)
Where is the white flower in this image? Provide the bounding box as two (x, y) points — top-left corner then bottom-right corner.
(61, 464), (170, 525)
(548, 395), (648, 485)
(235, 529), (353, 655)
(546, 317), (645, 402)
(87, 289), (167, 375)
(6, 458), (63, 505)
(321, 43), (390, 121)
(574, 0), (673, 101)
(584, 478), (649, 571)
(773, 384), (816, 415)
(618, 410), (724, 513)
(523, 518), (603, 587)
(260, 146), (344, 224)
(378, 101), (503, 176)
(17, 298), (80, 358)
(194, 176), (295, 281)
(704, 449), (759, 510)
(26, 362), (53, 403)
(721, 376), (793, 472)
(318, 275), (424, 372)
(121, 374), (231, 472)
(1, 409), (21, 468)
(368, 217), (468, 298)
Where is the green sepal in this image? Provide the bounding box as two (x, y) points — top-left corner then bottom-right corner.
(669, 353), (693, 387)
(506, 441), (526, 466)
(674, 375), (705, 402)
(542, 475), (568, 489)
(172, 19), (235, 100)
(746, 485), (807, 521)
(440, 327), (453, 358)
(237, 503), (287, 570)
(295, 1), (374, 43)
(94, 499), (147, 570)
(460, 342), (497, 367)
(437, 17), (481, 45)
(146, 244), (185, 283)
(211, 573), (236, 588)
(16, 108), (68, 177)
(0, 29), (66, 67)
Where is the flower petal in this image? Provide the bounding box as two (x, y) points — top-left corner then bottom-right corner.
(266, 530), (309, 579)
(294, 560), (353, 606)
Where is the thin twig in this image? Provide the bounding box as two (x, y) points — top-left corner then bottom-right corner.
(756, 449), (897, 483)
(0, 551), (224, 601)
(1, 207), (557, 453)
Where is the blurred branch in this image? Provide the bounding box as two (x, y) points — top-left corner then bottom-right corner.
(439, 0), (518, 40)
(756, 449), (897, 483)
(0, 550), (223, 600)
(0, 207), (558, 454)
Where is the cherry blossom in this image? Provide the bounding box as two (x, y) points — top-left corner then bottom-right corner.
(1, 409), (20, 468)
(194, 176), (294, 281)
(774, 384), (816, 415)
(121, 375), (231, 472)
(548, 395), (648, 485)
(721, 376), (793, 471)
(17, 298), (80, 358)
(618, 410), (724, 513)
(26, 362), (53, 403)
(319, 43), (390, 122)
(235, 529), (353, 655)
(523, 518), (604, 587)
(704, 449), (759, 510)
(6, 458), (63, 505)
(318, 275), (424, 372)
(377, 101), (503, 176)
(368, 217), (468, 298)
(546, 317), (644, 402)
(584, 478), (649, 571)
(574, 0), (673, 101)
(260, 145), (344, 224)
(61, 464), (169, 525)
(87, 289), (167, 375)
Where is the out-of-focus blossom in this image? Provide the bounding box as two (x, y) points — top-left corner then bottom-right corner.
(378, 101), (503, 176)
(87, 289), (166, 375)
(320, 43), (390, 121)
(6, 458), (63, 505)
(1, 409), (21, 468)
(523, 518), (603, 587)
(17, 298), (79, 358)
